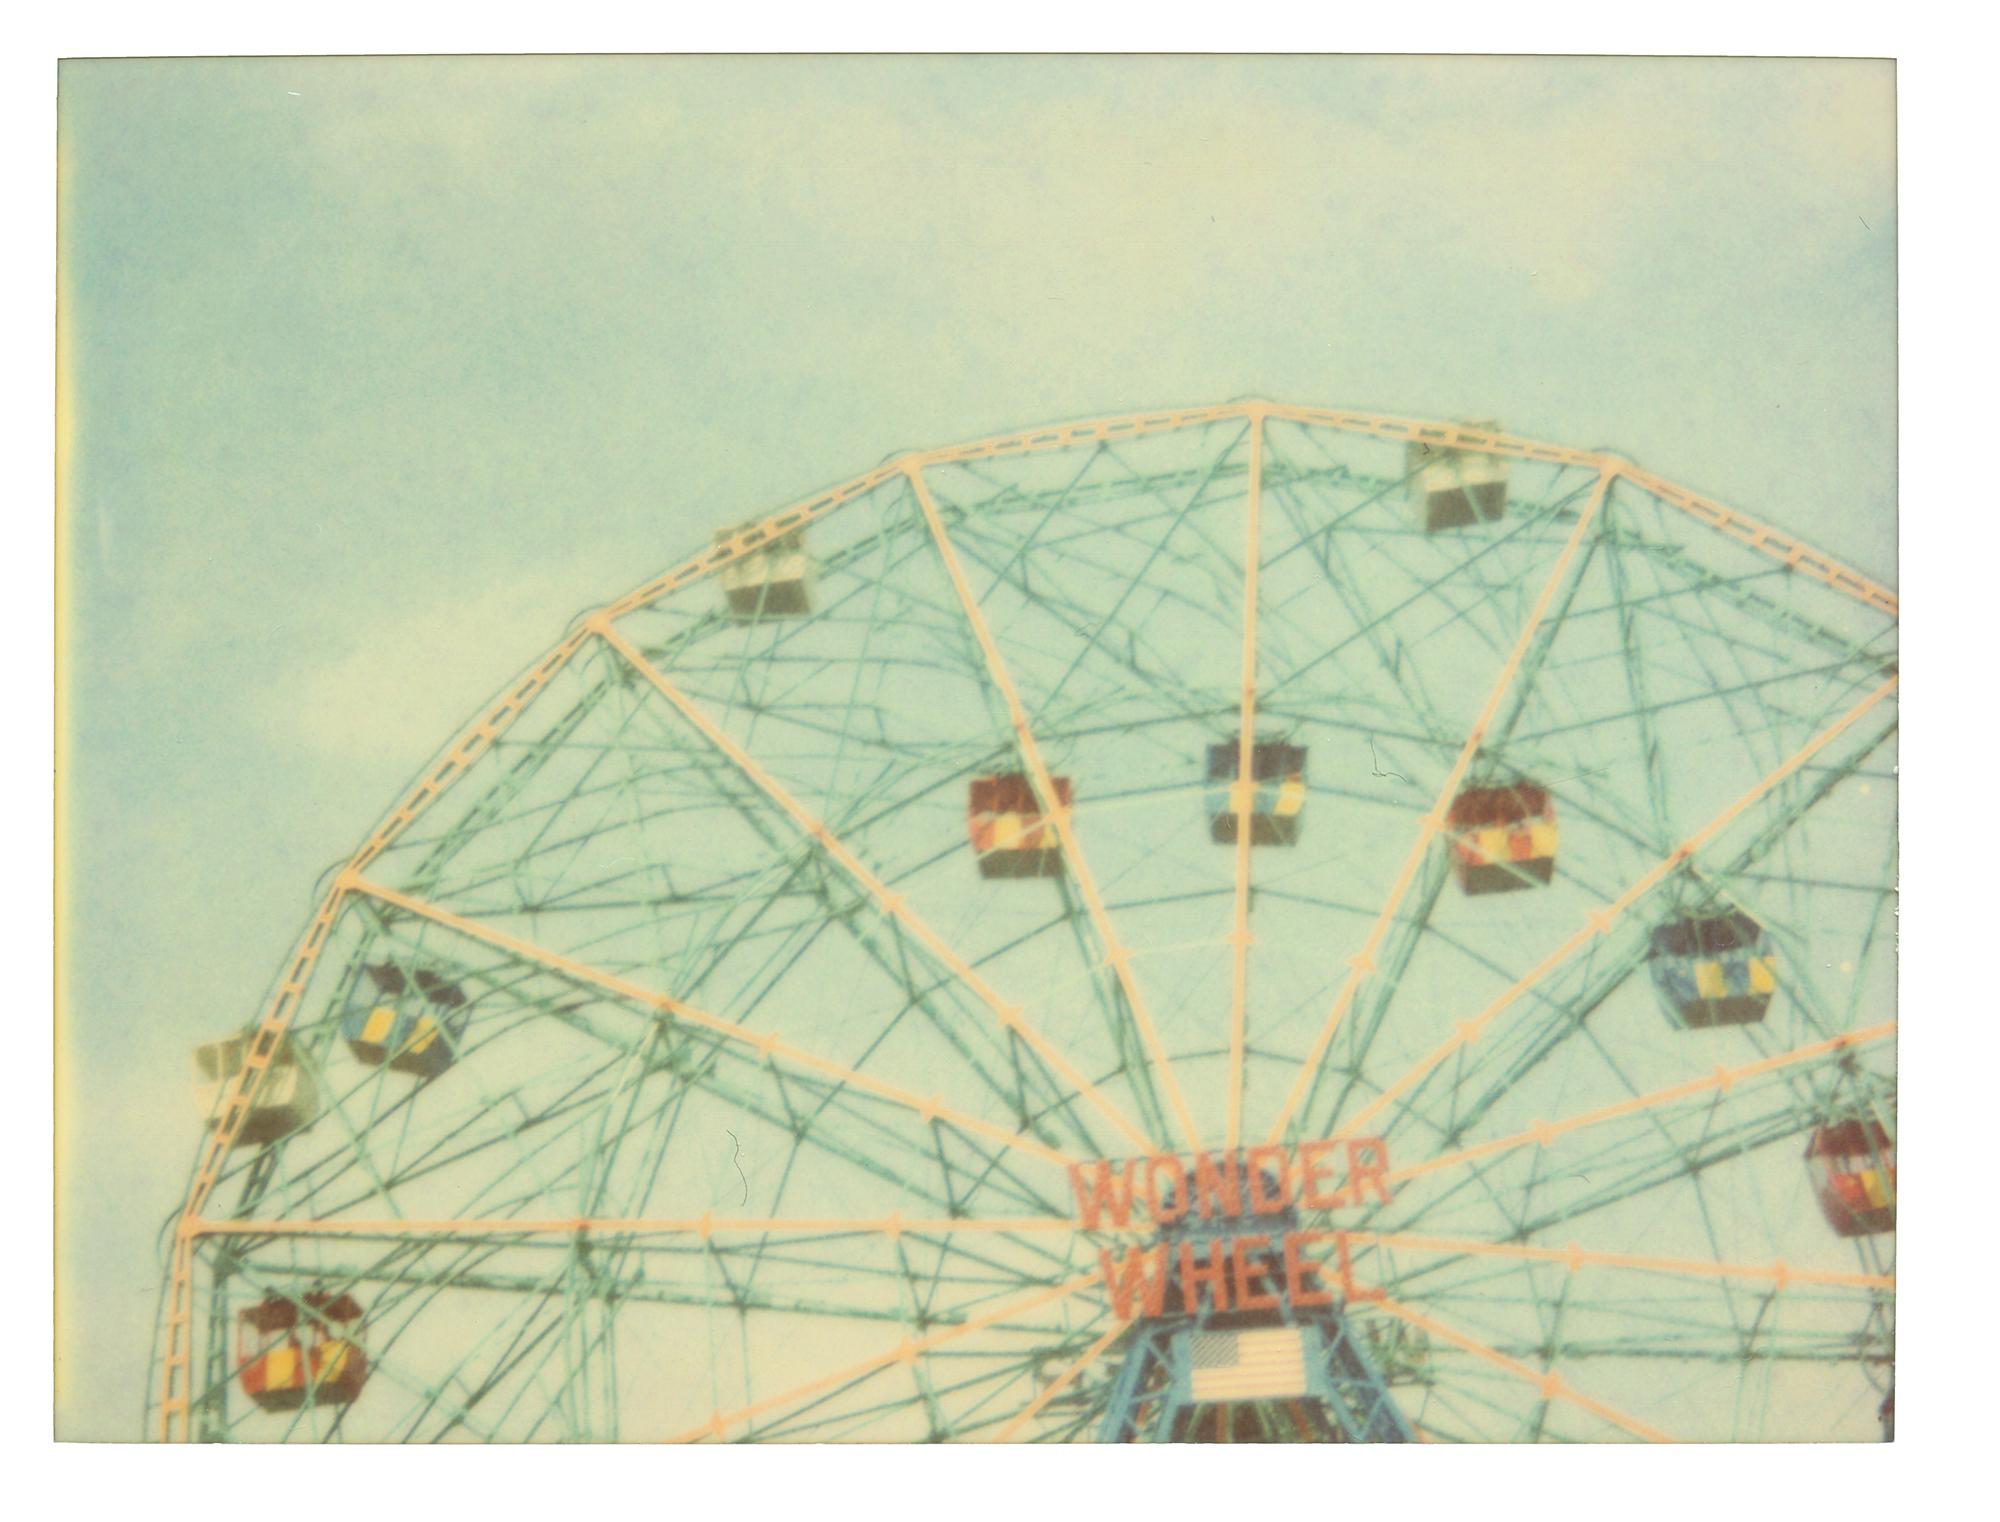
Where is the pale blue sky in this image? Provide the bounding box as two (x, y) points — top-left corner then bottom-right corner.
(56, 55), (1894, 1438)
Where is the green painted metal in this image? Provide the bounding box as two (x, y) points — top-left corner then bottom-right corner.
(150, 408), (1896, 1443)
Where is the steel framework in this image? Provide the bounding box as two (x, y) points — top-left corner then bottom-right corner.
(149, 401), (1897, 1443)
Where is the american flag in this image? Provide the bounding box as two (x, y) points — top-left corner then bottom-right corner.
(1189, 1328), (1310, 1402)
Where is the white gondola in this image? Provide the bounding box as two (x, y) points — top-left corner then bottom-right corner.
(1406, 421), (1509, 532)
(716, 522), (812, 618)
(192, 1032), (321, 1146)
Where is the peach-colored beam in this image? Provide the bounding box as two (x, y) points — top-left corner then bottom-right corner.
(904, 462), (1202, 1156)
(1391, 1021), (1895, 1189)
(1337, 675), (1898, 1141)
(994, 1320), (1126, 1442)
(156, 1234), (195, 1439)
(158, 627), (600, 1440)
(158, 875), (359, 1440)
(603, 464), (905, 622)
(597, 404), (1894, 623)
(1264, 467), (1619, 1146)
(1261, 405), (1604, 470)
(605, 408), (1258, 627)
(1366, 1296), (1673, 1442)
(1349, 1229), (1893, 1293)
(187, 1213), (1093, 1240)
(1615, 462), (1897, 617)
(911, 404), (1252, 471)
(343, 874), (1073, 1171)
(1262, 404), (1896, 618)
(156, 399), (1898, 1442)
(1224, 410), (1266, 1151)
(667, 1272), (1098, 1442)
(588, 617), (1151, 1154)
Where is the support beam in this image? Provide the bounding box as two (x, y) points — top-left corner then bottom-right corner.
(993, 1321), (1125, 1442)
(1349, 1229), (1893, 1292)
(344, 874), (1074, 1172)
(590, 615), (1150, 1154)
(1225, 408), (1266, 1150)
(1267, 466), (1619, 1145)
(906, 462), (1202, 1155)
(188, 1213), (1096, 1241)
(1389, 1021), (1894, 1189)
(667, 1273), (1096, 1442)
(1338, 676), (1897, 1140)
(1367, 1295), (1672, 1442)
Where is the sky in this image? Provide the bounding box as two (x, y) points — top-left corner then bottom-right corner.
(55, 54), (1896, 1440)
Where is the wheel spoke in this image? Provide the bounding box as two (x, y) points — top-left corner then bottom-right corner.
(153, 403), (1896, 1445)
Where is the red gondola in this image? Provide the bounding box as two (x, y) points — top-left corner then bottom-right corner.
(236, 1291), (370, 1411)
(968, 772), (1071, 878)
(1446, 782), (1558, 895)
(1806, 1119), (1896, 1236)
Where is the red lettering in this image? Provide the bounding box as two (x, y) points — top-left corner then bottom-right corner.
(1070, 1159), (1138, 1230)
(1335, 1231), (1382, 1301)
(1297, 1139), (1345, 1210)
(1192, 1150), (1243, 1219)
(1231, 1234), (1280, 1311)
(1246, 1145), (1294, 1214)
(1073, 1143), (1392, 1234)
(1098, 1245), (1169, 1320)
(1284, 1231), (1334, 1307)
(1345, 1138), (1393, 1205)
(1178, 1239), (1231, 1314)
(1140, 1154), (1189, 1224)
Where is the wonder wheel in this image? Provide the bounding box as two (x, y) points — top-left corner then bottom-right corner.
(150, 402), (1897, 1443)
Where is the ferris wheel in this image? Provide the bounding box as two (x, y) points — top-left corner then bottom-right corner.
(149, 401), (1898, 1443)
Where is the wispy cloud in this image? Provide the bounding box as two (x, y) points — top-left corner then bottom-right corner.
(260, 550), (607, 770)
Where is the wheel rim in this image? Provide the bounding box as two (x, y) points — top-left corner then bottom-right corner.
(151, 403), (1897, 1443)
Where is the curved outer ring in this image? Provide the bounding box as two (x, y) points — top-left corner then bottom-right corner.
(152, 398), (1898, 1439)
